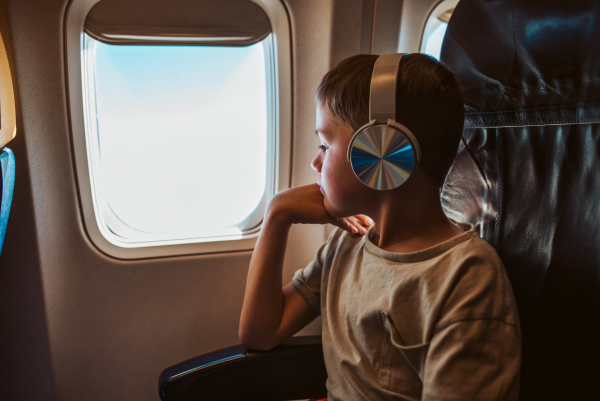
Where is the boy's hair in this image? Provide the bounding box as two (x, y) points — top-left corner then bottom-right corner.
(316, 54), (464, 187)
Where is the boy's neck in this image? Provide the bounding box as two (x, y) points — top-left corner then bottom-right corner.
(367, 175), (464, 254)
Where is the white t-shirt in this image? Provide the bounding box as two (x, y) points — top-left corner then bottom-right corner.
(293, 222), (521, 401)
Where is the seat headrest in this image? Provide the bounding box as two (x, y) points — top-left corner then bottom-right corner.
(441, 0), (600, 112)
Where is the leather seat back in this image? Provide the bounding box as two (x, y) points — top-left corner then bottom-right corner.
(440, 1), (600, 399)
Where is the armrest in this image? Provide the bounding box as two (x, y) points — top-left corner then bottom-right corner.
(158, 335), (327, 401)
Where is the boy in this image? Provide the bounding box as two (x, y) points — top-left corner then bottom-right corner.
(239, 54), (521, 400)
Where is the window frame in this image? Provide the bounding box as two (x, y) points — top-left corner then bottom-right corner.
(65, 0), (292, 259)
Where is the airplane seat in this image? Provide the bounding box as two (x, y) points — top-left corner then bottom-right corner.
(159, 1), (600, 400)
(0, 147), (15, 254)
(439, 0), (600, 400)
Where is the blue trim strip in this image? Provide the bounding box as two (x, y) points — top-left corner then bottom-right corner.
(0, 147), (15, 255)
(168, 353), (246, 382)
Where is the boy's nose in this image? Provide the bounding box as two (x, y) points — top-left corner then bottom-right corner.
(311, 154), (322, 172)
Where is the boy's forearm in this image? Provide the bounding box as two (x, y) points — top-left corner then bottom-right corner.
(239, 208), (292, 349)
(239, 185), (363, 349)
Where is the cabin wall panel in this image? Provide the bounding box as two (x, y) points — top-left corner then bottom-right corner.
(330, 0), (364, 64)
(372, 0), (403, 54)
(0, 0), (62, 400)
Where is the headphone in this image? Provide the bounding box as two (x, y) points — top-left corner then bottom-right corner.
(347, 53), (421, 191)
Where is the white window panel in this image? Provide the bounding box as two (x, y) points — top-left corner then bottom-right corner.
(82, 35), (274, 245)
(423, 23), (448, 61)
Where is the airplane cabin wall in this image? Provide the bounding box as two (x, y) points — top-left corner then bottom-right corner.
(0, 0), (442, 400)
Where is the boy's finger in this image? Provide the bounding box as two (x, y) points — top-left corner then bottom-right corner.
(353, 214), (374, 227)
(337, 217), (369, 235)
(331, 217), (359, 234)
(346, 216), (367, 235)
(351, 216), (368, 228)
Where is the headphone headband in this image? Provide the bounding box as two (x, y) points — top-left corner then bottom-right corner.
(369, 53), (405, 124)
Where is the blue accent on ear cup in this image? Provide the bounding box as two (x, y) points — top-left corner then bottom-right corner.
(349, 148), (381, 169)
(384, 144), (414, 170)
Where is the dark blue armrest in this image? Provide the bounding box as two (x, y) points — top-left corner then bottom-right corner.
(159, 335), (327, 401)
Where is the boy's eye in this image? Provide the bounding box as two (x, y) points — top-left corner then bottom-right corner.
(319, 144), (329, 151)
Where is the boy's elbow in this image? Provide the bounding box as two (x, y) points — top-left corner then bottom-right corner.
(241, 339), (275, 351)
(239, 327), (278, 351)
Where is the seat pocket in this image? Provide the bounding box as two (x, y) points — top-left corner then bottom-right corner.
(379, 312), (430, 397)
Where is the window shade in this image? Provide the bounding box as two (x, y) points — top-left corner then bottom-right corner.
(84, 0), (272, 46)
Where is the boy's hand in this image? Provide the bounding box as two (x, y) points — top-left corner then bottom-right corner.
(346, 214), (374, 235)
(267, 184), (373, 235)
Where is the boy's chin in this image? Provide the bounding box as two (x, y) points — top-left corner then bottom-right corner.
(323, 199), (354, 220)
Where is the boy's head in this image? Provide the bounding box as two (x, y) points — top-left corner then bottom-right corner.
(315, 53), (464, 189)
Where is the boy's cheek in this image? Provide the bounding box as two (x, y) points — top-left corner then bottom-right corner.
(320, 160), (367, 216)
(322, 184), (359, 218)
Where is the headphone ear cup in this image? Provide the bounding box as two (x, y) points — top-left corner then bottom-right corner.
(349, 124), (418, 190)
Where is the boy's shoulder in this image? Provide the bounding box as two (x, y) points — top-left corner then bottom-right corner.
(446, 228), (504, 273)
(432, 227), (520, 331)
(442, 227), (505, 285)
(453, 225), (500, 257)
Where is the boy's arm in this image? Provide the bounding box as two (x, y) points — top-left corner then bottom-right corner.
(239, 184), (365, 350)
(238, 210), (316, 351)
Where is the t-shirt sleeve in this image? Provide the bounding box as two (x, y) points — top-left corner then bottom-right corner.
(422, 319), (521, 401)
(292, 237), (331, 315)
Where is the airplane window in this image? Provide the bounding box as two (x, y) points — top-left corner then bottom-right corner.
(423, 22), (448, 61)
(81, 34), (274, 246)
(420, 0), (456, 61)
